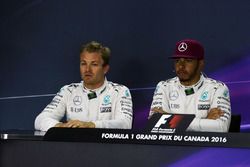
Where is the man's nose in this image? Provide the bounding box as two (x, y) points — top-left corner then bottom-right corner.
(178, 60), (186, 68)
(86, 64), (91, 71)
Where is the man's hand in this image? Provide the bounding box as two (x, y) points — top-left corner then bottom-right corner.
(54, 122), (66, 128)
(54, 120), (95, 128)
(151, 107), (167, 114)
(148, 107), (168, 119)
(207, 108), (225, 120)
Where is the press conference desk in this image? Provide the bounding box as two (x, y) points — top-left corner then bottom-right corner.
(1, 128), (250, 167)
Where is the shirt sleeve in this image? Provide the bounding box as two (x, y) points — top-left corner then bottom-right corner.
(94, 86), (133, 129)
(187, 84), (231, 132)
(149, 82), (170, 117)
(34, 85), (69, 131)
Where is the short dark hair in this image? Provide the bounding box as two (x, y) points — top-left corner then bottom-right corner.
(80, 41), (111, 66)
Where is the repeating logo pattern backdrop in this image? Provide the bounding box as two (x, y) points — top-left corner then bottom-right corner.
(1, 0), (250, 131)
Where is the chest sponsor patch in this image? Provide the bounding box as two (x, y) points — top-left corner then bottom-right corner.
(200, 91), (209, 101)
(198, 104), (210, 110)
(170, 103), (180, 109)
(102, 95), (111, 106)
(70, 107), (83, 113)
(100, 107), (112, 113)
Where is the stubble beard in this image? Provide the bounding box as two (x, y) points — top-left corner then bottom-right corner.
(177, 65), (200, 86)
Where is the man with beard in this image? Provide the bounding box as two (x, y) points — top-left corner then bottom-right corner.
(149, 39), (231, 132)
(35, 41), (133, 131)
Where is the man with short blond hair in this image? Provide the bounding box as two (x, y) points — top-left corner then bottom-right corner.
(35, 41), (133, 131)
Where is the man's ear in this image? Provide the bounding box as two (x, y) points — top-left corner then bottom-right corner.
(199, 60), (205, 71)
(103, 65), (110, 74)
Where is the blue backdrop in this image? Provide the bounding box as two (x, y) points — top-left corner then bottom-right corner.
(1, 0), (250, 131)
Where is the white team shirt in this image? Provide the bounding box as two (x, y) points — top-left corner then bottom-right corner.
(150, 74), (231, 132)
(35, 79), (133, 131)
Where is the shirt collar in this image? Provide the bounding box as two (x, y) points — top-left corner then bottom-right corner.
(81, 78), (108, 96)
(178, 73), (204, 93)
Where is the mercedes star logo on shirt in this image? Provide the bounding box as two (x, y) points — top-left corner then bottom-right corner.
(73, 96), (82, 105)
